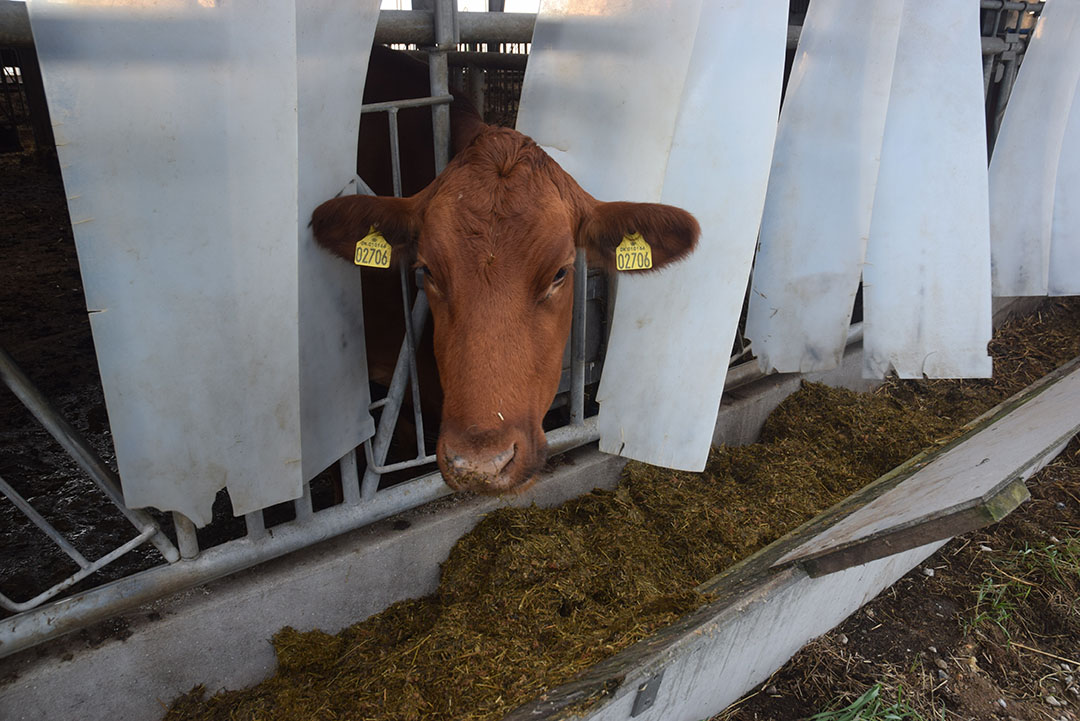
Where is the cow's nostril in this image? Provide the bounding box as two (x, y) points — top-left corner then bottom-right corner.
(446, 444), (516, 479)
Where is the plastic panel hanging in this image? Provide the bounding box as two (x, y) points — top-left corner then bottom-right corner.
(25, 1), (380, 524)
(989, 0), (1080, 298)
(1048, 71), (1080, 296)
(862, 0), (993, 379)
(745, 0), (904, 375)
(593, 0), (787, 472)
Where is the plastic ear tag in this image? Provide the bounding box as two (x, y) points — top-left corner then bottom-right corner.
(354, 226), (391, 269)
(615, 231), (653, 271)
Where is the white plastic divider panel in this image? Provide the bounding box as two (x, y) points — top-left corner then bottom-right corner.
(596, 1), (786, 471)
(745, 0), (904, 375)
(989, 0), (1080, 298)
(26, 1), (378, 525)
(515, 0), (699, 464)
(862, 0), (992, 379)
(517, 0), (786, 471)
(296, 1), (380, 480)
(1048, 73), (1080, 296)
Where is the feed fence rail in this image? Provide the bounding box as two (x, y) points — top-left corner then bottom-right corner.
(0, 0), (1044, 659)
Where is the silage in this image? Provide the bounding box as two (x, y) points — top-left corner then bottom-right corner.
(167, 299), (1080, 721)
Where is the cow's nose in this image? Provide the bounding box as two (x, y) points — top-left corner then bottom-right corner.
(446, 444), (516, 479)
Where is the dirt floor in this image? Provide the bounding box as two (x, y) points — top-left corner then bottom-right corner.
(716, 439), (1080, 721)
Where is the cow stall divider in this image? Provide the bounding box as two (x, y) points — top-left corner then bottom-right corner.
(0, 0), (1051, 699)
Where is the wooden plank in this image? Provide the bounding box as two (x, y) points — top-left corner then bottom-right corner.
(773, 356), (1080, 576)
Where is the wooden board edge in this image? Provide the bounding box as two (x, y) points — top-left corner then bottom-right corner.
(799, 479), (1030, 577)
(770, 355), (1080, 569)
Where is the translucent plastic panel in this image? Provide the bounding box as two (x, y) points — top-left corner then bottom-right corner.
(1048, 73), (1080, 296)
(517, 0), (701, 202)
(296, 1), (380, 480)
(593, 0), (787, 471)
(989, 0), (1080, 297)
(862, 0), (992, 379)
(745, 0), (904, 374)
(516, 1), (700, 469)
(27, 1), (378, 524)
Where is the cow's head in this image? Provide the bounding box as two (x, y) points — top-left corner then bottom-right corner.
(313, 127), (698, 493)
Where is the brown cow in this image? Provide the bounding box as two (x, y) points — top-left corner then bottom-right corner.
(313, 54), (699, 494)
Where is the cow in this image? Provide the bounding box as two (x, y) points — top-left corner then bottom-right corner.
(312, 48), (699, 495)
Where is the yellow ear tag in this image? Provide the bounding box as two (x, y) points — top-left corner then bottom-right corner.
(615, 231), (652, 271)
(354, 226), (392, 269)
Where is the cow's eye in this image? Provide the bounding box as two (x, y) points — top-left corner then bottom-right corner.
(552, 267), (568, 285)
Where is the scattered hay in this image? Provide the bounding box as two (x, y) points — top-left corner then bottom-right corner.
(167, 299), (1080, 721)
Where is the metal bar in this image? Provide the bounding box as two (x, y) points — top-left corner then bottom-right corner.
(338, 449), (362, 506)
(360, 292), (431, 498)
(400, 263), (427, 455)
(363, 440), (437, 475)
(0, 346), (179, 563)
(374, 10), (535, 46)
(361, 94), (453, 115)
(294, 482), (314, 522)
(244, 511), (266, 540)
(172, 512), (199, 561)
(0, 526), (157, 614)
(0, 474), (90, 570)
(428, 0), (454, 175)
(990, 52), (1020, 153)
(388, 107), (403, 199)
(569, 251), (587, 426)
(979, 0), (1041, 10)
(0, 471), (455, 658)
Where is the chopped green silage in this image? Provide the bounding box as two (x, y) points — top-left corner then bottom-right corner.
(167, 299), (1080, 721)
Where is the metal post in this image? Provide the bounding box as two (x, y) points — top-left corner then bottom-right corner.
(172, 513), (200, 560)
(569, 252), (587, 426)
(429, 0), (456, 174)
(338, 448), (361, 505)
(360, 293), (431, 498)
(0, 346), (179, 562)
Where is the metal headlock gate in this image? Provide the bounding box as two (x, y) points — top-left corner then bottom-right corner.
(0, 0), (1044, 659)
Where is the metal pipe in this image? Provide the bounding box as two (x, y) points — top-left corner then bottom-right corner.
(399, 263), (426, 455)
(295, 482), (314, 521)
(361, 94), (453, 115)
(375, 10), (535, 46)
(172, 513), (200, 560)
(0, 472), (455, 658)
(360, 292), (431, 498)
(0, 346), (179, 563)
(990, 52), (1020, 153)
(338, 449), (361, 505)
(569, 251), (587, 425)
(388, 107), (403, 199)
(0, 526), (157, 614)
(363, 441), (437, 475)
(428, 0), (455, 174)
(244, 511), (266, 540)
(0, 474), (90, 570)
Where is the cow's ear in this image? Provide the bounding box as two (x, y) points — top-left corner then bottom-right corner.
(310, 194), (423, 263)
(577, 200), (700, 272)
